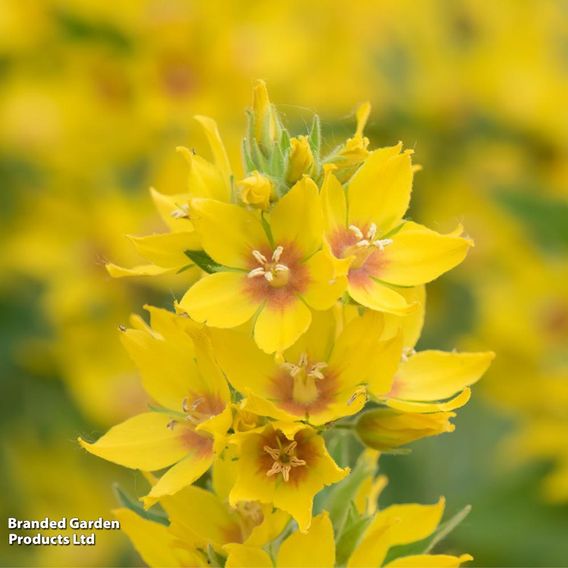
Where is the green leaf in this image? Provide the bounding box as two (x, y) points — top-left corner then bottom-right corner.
(112, 483), (168, 526)
(184, 249), (223, 274)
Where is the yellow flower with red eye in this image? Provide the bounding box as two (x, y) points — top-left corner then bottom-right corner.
(78, 307), (232, 507)
(178, 176), (347, 354)
(209, 309), (403, 426)
(229, 422), (348, 531)
(321, 152), (472, 315)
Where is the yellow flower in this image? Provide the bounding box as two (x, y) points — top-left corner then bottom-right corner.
(229, 422), (348, 531)
(179, 177), (346, 353)
(78, 307), (232, 507)
(155, 468), (289, 555)
(209, 309), (402, 425)
(321, 154), (472, 315)
(106, 115), (231, 279)
(225, 502), (472, 568)
(286, 135), (315, 184)
(238, 171), (274, 210)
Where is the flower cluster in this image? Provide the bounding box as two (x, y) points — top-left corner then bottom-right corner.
(79, 82), (493, 567)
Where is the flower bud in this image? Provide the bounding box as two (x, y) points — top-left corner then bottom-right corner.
(286, 135), (314, 184)
(252, 79), (281, 156)
(355, 408), (455, 451)
(237, 170), (273, 209)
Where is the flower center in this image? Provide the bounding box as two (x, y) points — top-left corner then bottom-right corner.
(343, 223), (392, 269)
(263, 440), (307, 482)
(247, 246), (290, 288)
(281, 352), (327, 405)
(166, 396), (213, 430)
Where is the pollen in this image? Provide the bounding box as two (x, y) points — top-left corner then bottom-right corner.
(349, 223), (392, 251)
(263, 440), (307, 482)
(247, 246), (290, 287)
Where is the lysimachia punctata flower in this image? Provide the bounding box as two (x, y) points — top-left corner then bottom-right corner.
(179, 177), (346, 354)
(79, 83), (488, 566)
(229, 422), (348, 531)
(79, 307), (232, 507)
(106, 116), (231, 278)
(321, 164), (473, 315)
(209, 310), (402, 425)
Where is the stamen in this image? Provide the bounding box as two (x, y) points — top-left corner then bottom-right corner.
(272, 246), (284, 262)
(252, 250), (268, 264)
(247, 267), (266, 279)
(347, 386), (367, 406)
(263, 440), (306, 482)
(171, 204), (189, 219)
(264, 272), (274, 282)
(367, 223), (377, 240)
(349, 225), (364, 239)
(273, 264), (289, 273)
(372, 238), (393, 251)
(401, 347), (417, 362)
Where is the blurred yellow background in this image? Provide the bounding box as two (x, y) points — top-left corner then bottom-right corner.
(1, 1), (567, 566)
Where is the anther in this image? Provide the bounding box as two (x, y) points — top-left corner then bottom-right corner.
(252, 250), (267, 264)
(349, 225), (364, 239)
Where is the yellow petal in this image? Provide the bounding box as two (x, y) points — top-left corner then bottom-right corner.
(348, 277), (413, 315)
(245, 509), (290, 547)
(150, 187), (193, 232)
(380, 223), (473, 287)
(78, 413), (189, 471)
(330, 311), (401, 393)
(224, 544), (273, 568)
(385, 554), (473, 567)
(382, 285), (426, 350)
(321, 167), (347, 234)
(386, 388), (472, 413)
(272, 431), (348, 531)
(127, 232), (201, 269)
(143, 447), (214, 508)
(349, 498), (445, 567)
(180, 272), (260, 328)
(160, 485), (241, 549)
(194, 115), (232, 184)
(348, 143), (413, 234)
(393, 351), (495, 401)
(302, 249), (347, 310)
(106, 263), (178, 278)
(112, 508), (187, 568)
(277, 512), (335, 567)
(254, 298), (312, 354)
(190, 198), (267, 268)
(208, 328), (278, 399)
(121, 306), (230, 410)
(270, 177), (323, 258)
